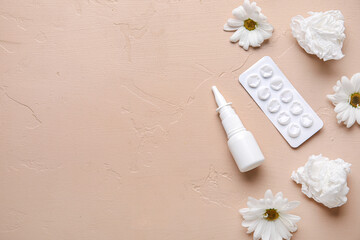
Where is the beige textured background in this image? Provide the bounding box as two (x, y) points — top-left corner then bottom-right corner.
(0, 0), (359, 239)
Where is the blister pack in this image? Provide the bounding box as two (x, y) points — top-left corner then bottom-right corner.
(239, 56), (323, 148)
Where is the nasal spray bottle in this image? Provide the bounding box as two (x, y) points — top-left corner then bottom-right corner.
(212, 86), (264, 172)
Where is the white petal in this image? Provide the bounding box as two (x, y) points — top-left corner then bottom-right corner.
(232, 6), (247, 21)
(270, 222), (282, 240)
(273, 193), (286, 210)
(279, 216), (295, 232)
(346, 108), (356, 128)
(351, 73), (360, 92)
(281, 201), (300, 212)
(261, 222), (271, 240)
(224, 23), (239, 32)
(280, 213), (301, 230)
(274, 197), (285, 210)
(230, 27), (246, 42)
(336, 91), (349, 103)
(264, 189), (274, 200)
(258, 22), (274, 32)
(265, 198), (273, 208)
(333, 80), (342, 92)
(238, 30), (250, 50)
(242, 0), (255, 15)
(242, 219), (257, 228)
(240, 208), (265, 221)
(334, 102), (349, 113)
(275, 220), (292, 240)
(256, 13), (268, 22)
(248, 30), (264, 48)
(243, 220), (262, 234)
(327, 94), (336, 103)
(248, 32), (261, 47)
(257, 25), (273, 40)
(253, 220), (266, 240)
(288, 214), (301, 224)
(274, 192), (283, 199)
(341, 77), (355, 95)
(227, 18), (243, 28)
(239, 0), (266, 25)
(327, 89), (349, 104)
(336, 110), (345, 123)
(256, 30), (265, 44)
(341, 76), (350, 83)
(248, 12), (261, 23)
(246, 219), (260, 233)
(247, 197), (261, 208)
(339, 107), (351, 123)
(356, 109), (360, 125)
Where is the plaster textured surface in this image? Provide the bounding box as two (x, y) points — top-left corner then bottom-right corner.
(0, 0), (359, 239)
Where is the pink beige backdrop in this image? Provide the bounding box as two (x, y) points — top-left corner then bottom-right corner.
(0, 0), (359, 239)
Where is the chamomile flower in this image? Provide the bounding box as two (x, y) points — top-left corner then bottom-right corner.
(239, 189), (300, 240)
(327, 73), (360, 128)
(223, 0), (273, 50)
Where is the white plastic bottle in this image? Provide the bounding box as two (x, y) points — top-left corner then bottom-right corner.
(212, 86), (264, 172)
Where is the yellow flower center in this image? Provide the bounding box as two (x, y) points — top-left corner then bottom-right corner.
(244, 18), (257, 31)
(350, 93), (360, 108)
(264, 208), (279, 221)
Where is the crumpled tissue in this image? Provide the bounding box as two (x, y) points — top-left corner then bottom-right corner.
(290, 10), (345, 61)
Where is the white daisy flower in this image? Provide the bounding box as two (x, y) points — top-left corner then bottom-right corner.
(239, 189), (300, 240)
(223, 0), (273, 50)
(327, 73), (360, 128)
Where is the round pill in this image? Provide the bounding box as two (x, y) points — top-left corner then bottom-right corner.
(247, 74), (261, 88)
(260, 65), (273, 78)
(290, 102), (304, 115)
(287, 123), (301, 138)
(257, 86), (271, 100)
(280, 89), (293, 103)
(277, 112), (291, 126)
(268, 99), (281, 113)
(300, 113), (314, 128)
(270, 77), (283, 91)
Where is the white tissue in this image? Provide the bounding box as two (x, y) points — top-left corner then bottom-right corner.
(290, 10), (345, 61)
(291, 154), (351, 208)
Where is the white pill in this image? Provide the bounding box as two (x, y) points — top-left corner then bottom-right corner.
(277, 112), (291, 126)
(257, 86), (271, 100)
(268, 99), (281, 113)
(290, 102), (304, 115)
(300, 113), (314, 128)
(260, 65), (273, 78)
(270, 77), (283, 91)
(280, 89), (293, 103)
(247, 74), (261, 88)
(287, 123), (301, 138)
